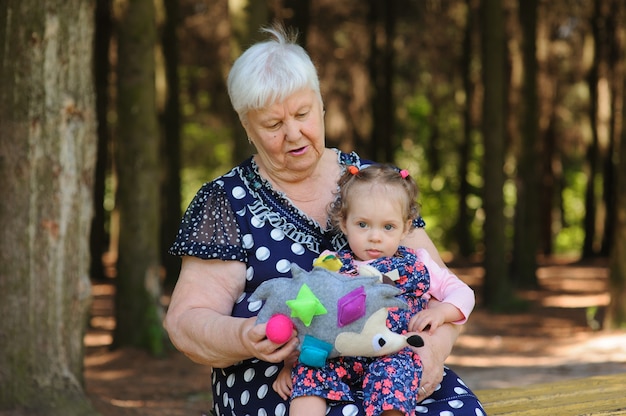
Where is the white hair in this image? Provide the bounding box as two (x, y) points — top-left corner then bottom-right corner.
(227, 25), (322, 120)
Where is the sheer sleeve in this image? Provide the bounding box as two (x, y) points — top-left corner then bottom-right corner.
(168, 182), (247, 262)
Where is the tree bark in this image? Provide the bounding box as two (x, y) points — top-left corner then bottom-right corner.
(457, 0), (480, 258)
(160, 0), (182, 288)
(604, 71), (626, 329)
(91, 0), (113, 282)
(369, 0), (396, 163)
(113, 0), (165, 355)
(480, 0), (512, 308)
(228, 0), (266, 162)
(0, 0), (97, 413)
(512, 0), (540, 288)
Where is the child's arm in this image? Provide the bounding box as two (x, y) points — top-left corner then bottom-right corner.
(409, 300), (463, 334)
(415, 248), (475, 324)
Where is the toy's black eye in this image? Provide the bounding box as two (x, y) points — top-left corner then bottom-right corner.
(372, 334), (387, 352)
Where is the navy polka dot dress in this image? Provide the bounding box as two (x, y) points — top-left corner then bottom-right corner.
(169, 150), (485, 416)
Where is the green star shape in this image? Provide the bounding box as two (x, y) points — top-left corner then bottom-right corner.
(286, 284), (328, 327)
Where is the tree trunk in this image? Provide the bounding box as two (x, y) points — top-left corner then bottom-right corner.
(0, 0), (97, 413)
(113, 0), (165, 355)
(583, 0), (608, 258)
(600, 0), (623, 257)
(457, 0), (479, 258)
(229, 0), (266, 163)
(91, 0), (113, 282)
(160, 0), (182, 289)
(480, 0), (512, 309)
(369, 0), (396, 163)
(512, 0), (539, 289)
(280, 0), (311, 47)
(604, 71), (626, 329)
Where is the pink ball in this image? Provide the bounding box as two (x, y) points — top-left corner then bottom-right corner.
(266, 314), (294, 344)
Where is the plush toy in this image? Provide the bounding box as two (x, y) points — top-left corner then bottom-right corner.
(249, 263), (424, 367)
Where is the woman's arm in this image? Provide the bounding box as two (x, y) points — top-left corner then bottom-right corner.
(163, 256), (298, 368)
(402, 227), (447, 268)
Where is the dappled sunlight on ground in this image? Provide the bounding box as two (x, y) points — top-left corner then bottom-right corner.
(448, 259), (626, 390)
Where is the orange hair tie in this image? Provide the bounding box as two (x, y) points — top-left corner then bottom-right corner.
(348, 166), (359, 175)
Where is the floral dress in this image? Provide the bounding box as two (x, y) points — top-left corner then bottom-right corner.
(290, 247), (428, 416)
(169, 150), (485, 416)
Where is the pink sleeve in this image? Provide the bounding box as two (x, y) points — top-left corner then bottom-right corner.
(415, 248), (475, 324)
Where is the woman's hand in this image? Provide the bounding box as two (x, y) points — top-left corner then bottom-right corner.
(411, 323), (460, 400)
(240, 318), (299, 364)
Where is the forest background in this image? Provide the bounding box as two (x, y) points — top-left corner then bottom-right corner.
(1, 0), (626, 414)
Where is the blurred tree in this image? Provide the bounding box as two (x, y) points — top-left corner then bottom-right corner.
(278, 0), (311, 46)
(0, 0), (97, 412)
(600, 0), (624, 256)
(160, 0), (183, 288)
(583, 0), (611, 258)
(369, 0), (396, 163)
(91, 0), (113, 282)
(229, 0), (266, 163)
(480, 0), (513, 308)
(457, 0), (480, 258)
(604, 55), (626, 329)
(308, 0), (372, 153)
(511, 0), (540, 288)
(113, 0), (165, 355)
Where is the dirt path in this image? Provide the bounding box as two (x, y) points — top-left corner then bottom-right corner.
(84, 258), (626, 415)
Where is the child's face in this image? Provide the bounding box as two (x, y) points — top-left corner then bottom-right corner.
(340, 184), (411, 261)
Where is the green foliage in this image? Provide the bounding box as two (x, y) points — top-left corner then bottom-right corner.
(555, 170), (587, 255)
(180, 121), (233, 208)
(397, 92), (484, 253)
(398, 89), (588, 258)
(178, 65), (236, 208)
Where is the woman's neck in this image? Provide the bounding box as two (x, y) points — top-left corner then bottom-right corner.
(255, 150), (339, 224)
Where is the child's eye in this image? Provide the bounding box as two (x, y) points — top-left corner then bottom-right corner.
(384, 224), (394, 231)
(358, 222), (367, 228)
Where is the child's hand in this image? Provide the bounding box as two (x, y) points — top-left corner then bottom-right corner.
(410, 302), (464, 334)
(272, 366), (294, 400)
(409, 308), (445, 334)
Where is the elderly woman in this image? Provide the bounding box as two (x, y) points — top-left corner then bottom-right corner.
(164, 25), (484, 416)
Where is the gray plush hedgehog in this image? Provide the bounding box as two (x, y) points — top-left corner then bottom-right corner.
(249, 263), (424, 367)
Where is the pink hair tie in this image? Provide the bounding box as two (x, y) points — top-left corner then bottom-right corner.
(400, 169), (410, 179)
(348, 166), (359, 175)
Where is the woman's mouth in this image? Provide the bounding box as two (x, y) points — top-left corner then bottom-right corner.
(288, 146), (308, 156)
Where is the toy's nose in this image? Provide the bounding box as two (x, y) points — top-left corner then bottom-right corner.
(406, 335), (424, 347)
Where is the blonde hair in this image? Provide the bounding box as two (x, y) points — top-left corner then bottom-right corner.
(329, 164), (420, 231)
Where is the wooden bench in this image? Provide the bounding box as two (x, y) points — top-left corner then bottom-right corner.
(475, 372), (626, 415)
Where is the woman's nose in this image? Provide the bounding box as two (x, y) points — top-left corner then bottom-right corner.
(283, 120), (301, 141)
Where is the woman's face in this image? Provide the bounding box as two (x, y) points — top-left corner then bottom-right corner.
(244, 89), (325, 179)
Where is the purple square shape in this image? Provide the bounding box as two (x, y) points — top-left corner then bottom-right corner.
(337, 286), (367, 327)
